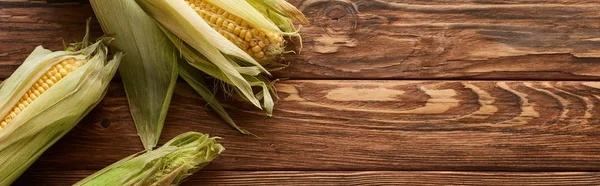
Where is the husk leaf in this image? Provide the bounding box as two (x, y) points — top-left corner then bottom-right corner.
(90, 0), (179, 150)
(74, 132), (224, 186)
(0, 37), (121, 185)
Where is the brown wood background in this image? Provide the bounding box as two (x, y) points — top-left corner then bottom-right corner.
(2, 0), (600, 185)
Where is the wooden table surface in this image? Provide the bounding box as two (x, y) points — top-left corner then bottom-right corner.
(3, 0), (600, 185)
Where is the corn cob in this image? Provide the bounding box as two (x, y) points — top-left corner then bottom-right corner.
(185, 0), (284, 59)
(0, 22), (122, 184)
(74, 132), (224, 186)
(134, 0), (307, 132)
(0, 58), (84, 130)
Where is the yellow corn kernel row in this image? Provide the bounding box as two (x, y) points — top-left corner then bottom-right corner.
(185, 0), (285, 59)
(0, 58), (84, 130)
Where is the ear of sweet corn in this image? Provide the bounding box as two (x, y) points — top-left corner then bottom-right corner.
(135, 0), (307, 118)
(90, 0), (179, 151)
(0, 35), (122, 185)
(136, 0), (267, 110)
(74, 132), (224, 186)
(162, 25), (276, 117)
(185, 0), (286, 60)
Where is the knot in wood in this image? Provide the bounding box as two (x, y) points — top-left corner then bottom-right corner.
(300, 0), (359, 34)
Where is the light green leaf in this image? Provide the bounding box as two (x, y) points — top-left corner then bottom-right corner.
(74, 132), (224, 186)
(0, 39), (122, 185)
(91, 0), (179, 150)
(159, 26), (263, 109)
(135, 0), (269, 74)
(178, 59), (251, 134)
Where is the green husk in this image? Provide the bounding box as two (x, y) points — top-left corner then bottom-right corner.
(74, 132), (224, 186)
(135, 0), (271, 102)
(90, 0), (179, 150)
(132, 0), (307, 133)
(178, 59), (252, 134)
(0, 34), (122, 185)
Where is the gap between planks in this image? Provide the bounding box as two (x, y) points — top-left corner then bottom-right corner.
(13, 80), (600, 172)
(14, 171), (600, 186)
(1, 2), (600, 80)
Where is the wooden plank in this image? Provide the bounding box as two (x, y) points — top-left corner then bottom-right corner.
(1, 2), (600, 80)
(14, 171), (600, 185)
(12, 80), (600, 172)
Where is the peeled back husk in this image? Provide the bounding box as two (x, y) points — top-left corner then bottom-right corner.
(74, 132), (224, 186)
(91, 0), (179, 151)
(0, 38), (122, 185)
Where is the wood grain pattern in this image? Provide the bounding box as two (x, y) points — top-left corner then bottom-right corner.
(9, 80), (600, 173)
(3, 0), (600, 185)
(14, 171), (600, 185)
(285, 0), (600, 79)
(1, 1), (600, 80)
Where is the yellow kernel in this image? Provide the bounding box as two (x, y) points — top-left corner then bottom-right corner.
(240, 22), (248, 28)
(0, 122), (6, 128)
(18, 104), (25, 110)
(41, 83), (50, 90)
(250, 41), (257, 47)
(221, 21), (228, 28)
(217, 8), (224, 15)
(267, 32), (275, 39)
(239, 29), (247, 37)
(255, 51), (265, 58)
(54, 73), (63, 80)
(74, 60), (83, 67)
(26, 97), (33, 104)
(216, 18), (224, 26)
(222, 12), (229, 18)
(258, 31), (265, 38)
(50, 67), (59, 74)
(228, 14), (236, 21)
(33, 90), (41, 97)
(13, 108), (21, 115)
(46, 79), (55, 86)
(252, 45), (262, 53)
(59, 68), (68, 76)
(251, 29), (259, 36)
(209, 15), (218, 24)
(9, 112), (17, 119)
(245, 32), (253, 42)
(258, 41), (265, 48)
(234, 17), (242, 25)
(65, 64), (73, 71)
(227, 23), (235, 32)
(233, 27), (241, 35)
